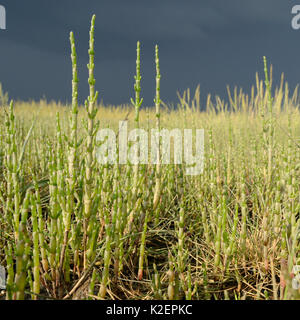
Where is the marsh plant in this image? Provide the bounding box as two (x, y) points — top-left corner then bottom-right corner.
(0, 15), (299, 300)
(0, 82), (9, 107)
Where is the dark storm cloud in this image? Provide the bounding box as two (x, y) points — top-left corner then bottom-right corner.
(0, 0), (298, 106)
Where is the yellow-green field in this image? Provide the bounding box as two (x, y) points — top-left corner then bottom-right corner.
(0, 16), (299, 300)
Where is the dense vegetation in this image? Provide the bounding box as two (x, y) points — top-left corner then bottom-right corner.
(0, 15), (299, 300)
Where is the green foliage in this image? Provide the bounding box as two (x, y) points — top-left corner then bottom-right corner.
(0, 16), (299, 301)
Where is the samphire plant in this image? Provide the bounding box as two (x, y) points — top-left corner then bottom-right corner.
(0, 14), (299, 301)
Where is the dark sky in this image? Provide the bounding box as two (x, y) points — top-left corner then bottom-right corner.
(0, 0), (298, 107)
